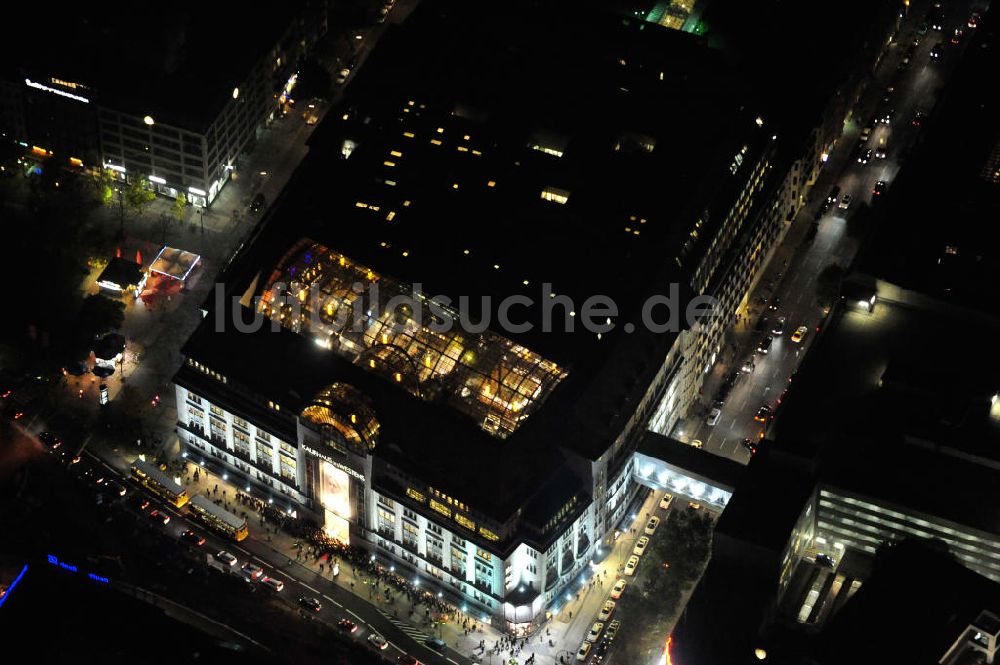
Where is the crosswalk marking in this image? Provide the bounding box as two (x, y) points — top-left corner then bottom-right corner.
(377, 608), (430, 642)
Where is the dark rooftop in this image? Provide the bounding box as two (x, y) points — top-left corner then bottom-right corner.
(181, 0), (778, 521)
(773, 298), (1000, 465)
(0, 3), (302, 131)
(712, 443), (815, 552)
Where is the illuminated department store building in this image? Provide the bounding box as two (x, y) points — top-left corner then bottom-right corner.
(173, 2), (793, 630)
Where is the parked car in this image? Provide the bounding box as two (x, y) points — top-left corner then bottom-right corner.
(587, 622), (605, 643)
(598, 599), (616, 622)
(633, 536), (650, 557)
(659, 493), (673, 511)
(645, 516), (660, 535)
(577, 641), (592, 661)
(610, 579), (627, 600)
(624, 555), (640, 576)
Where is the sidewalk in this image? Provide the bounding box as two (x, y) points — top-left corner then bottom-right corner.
(152, 459), (662, 665)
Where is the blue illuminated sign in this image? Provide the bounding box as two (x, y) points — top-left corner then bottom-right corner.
(47, 555), (110, 585)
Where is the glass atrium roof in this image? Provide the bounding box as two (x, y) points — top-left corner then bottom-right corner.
(259, 240), (568, 440)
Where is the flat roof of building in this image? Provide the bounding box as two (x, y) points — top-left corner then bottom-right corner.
(180, 0), (774, 524)
(766, 296), (1000, 537)
(0, 3), (302, 131)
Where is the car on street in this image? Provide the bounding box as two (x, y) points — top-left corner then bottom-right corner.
(929, 9), (944, 31)
(754, 405), (773, 422)
(791, 326), (809, 343)
(130, 495), (151, 511)
(645, 516), (660, 535)
(768, 297), (780, 312)
(605, 619), (621, 642)
(336, 67), (351, 85)
(740, 357), (754, 373)
(577, 641), (592, 661)
(180, 530), (206, 546)
(930, 42), (944, 59)
(951, 28), (964, 45)
(823, 186), (841, 213)
(742, 437), (758, 454)
(338, 618), (359, 633)
(872, 180), (888, 199)
(368, 633), (389, 650)
(633, 536), (650, 557)
(969, 12), (980, 28)
(598, 599), (616, 621)
(912, 110), (926, 126)
(249, 192), (266, 213)
(587, 622), (605, 643)
(624, 555), (640, 576)
(397, 656), (419, 665)
(262, 576), (285, 592)
(878, 108), (894, 125)
(816, 553), (837, 568)
(39, 431), (62, 449)
(857, 148), (872, 164)
(610, 579), (627, 599)
(688, 501), (702, 511)
(299, 597), (322, 612)
(148, 510), (170, 526)
(706, 407), (721, 426)
(690, 439), (703, 449)
(839, 193), (853, 210)
(215, 551), (238, 567)
(771, 317), (786, 335)
(659, 493), (673, 511)
(101, 478), (127, 497)
(593, 641), (611, 664)
(874, 142), (887, 159)
(756, 336), (773, 355)
(242, 562), (264, 581)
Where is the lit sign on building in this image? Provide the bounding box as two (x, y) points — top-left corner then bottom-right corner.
(302, 444), (365, 482)
(24, 78), (90, 103)
(46, 554), (110, 584)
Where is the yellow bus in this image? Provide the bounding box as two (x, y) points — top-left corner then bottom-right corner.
(130, 460), (189, 508)
(187, 494), (249, 542)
